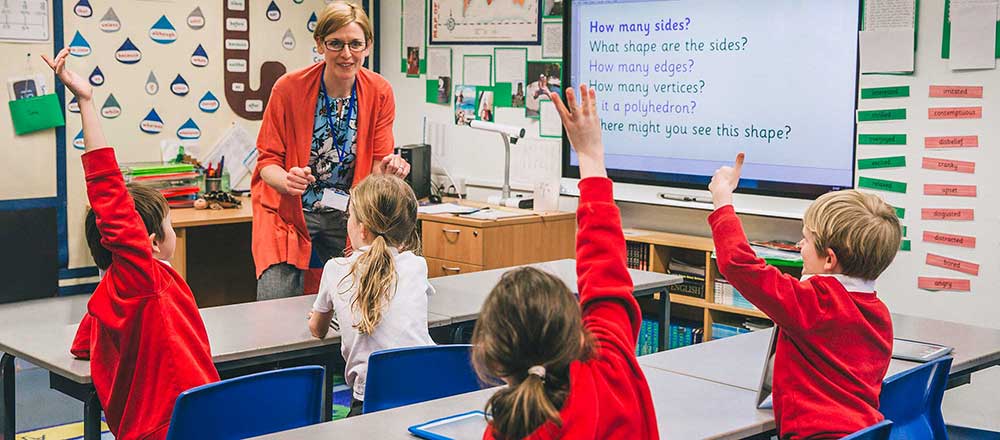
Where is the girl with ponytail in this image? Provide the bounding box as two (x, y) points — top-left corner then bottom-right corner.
(308, 174), (434, 417)
(471, 84), (659, 439)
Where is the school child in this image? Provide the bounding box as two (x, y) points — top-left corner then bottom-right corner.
(707, 154), (899, 438)
(470, 85), (659, 440)
(308, 174), (435, 417)
(43, 48), (219, 440)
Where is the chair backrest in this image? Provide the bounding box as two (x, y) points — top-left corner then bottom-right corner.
(165, 366), (325, 440)
(879, 356), (952, 440)
(844, 420), (894, 440)
(363, 344), (482, 414)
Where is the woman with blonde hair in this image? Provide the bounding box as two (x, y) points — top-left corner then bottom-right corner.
(308, 174), (435, 417)
(254, 1), (410, 300)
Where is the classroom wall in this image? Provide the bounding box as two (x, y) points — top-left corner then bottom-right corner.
(381, 0), (998, 329)
(1, 0), (333, 287)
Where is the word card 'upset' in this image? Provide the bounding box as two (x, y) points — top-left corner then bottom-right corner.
(924, 184), (976, 197)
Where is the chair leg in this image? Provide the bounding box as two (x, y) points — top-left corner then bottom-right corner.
(1, 353), (14, 440)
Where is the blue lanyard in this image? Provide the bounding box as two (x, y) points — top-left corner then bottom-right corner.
(319, 68), (357, 163)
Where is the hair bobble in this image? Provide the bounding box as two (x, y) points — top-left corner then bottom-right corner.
(527, 365), (546, 380)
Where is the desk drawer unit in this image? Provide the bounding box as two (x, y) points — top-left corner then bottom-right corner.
(422, 221), (485, 266)
(425, 257), (484, 278)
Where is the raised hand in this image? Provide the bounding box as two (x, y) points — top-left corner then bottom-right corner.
(708, 153), (745, 209)
(549, 84), (606, 178)
(41, 48), (93, 101)
(285, 166), (316, 196)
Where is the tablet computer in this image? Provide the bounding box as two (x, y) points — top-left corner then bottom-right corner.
(408, 410), (489, 440)
(755, 328), (778, 409)
(892, 338), (953, 362)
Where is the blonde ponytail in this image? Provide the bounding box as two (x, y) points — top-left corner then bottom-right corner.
(349, 234), (397, 334)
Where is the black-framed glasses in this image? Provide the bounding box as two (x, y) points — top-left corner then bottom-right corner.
(323, 39), (367, 52)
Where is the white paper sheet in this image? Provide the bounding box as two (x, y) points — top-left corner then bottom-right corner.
(859, 28), (915, 73)
(950, 2), (998, 70)
(863, 0), (916, 29)
(427, 47), (452, 78)
(463, 56), (492, 86)
(539, 99), (562, 137)
(494, 49), (527, 84)
(402, 0), (426, 49)
(201, 123), (257, 190)
(542, 22), (563, 59)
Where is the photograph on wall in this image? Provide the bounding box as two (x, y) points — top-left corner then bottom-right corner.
(407, 46), (421, 76)
(437, 76), (452, 104)
(511, 80), (526, 107)
(477, 90), (495, 122)
(430, 0), (541, 44)
(543, 0), (563, 18)
(525, 61), (561, 118)
(454, 85), (478, 125)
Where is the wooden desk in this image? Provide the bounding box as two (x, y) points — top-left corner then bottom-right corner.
(251, 366), (774, 440)
(169, 197), (254, 307)
(419, 202), (575, 278)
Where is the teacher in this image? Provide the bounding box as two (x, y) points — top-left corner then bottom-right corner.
(252, 1), (409, 301)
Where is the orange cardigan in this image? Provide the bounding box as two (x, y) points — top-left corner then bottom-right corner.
(252, 63), (396, 277)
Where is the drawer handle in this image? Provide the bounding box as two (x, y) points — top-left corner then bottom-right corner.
(442, 266), (462, 273)
(442, 229), (462, 234)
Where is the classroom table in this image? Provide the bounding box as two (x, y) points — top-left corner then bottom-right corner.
(427, 259), (682, 348)
(0, 294), (451, 440)
(251, 365), (775, 440)
(637, 313), (1000, 392)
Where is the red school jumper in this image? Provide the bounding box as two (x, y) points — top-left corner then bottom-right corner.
(71, 148), (220, 440)
(709, 205), (893, 439)
(484, 177), (659, 440)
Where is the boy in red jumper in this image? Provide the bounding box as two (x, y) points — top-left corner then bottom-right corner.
(44, 49), (219, 440)
(708, 154), (900, 439)
(470, 85), (658, 440)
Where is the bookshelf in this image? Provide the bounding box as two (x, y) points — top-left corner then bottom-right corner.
(624, 228), (801, 347)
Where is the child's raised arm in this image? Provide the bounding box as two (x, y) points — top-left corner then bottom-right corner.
(41, 49), (107, 151)
(549, 85), (640, 350)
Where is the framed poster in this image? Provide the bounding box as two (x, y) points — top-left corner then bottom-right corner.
(430, 0), (541, 45)
(360, 0), (381, 72)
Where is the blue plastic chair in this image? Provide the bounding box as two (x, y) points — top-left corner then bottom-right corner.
(844, 420), (894, 440)
(363, 344), (483, 414)
(879, 356), (952, 440)
(165, 366), (325, 440)
(946, 425), (1000, 440)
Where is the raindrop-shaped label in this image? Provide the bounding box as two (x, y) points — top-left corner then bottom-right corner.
(68, 32), (92, 57)
(177, 118), (201, 140)
(282, 29), (296, 50)
(198, 91), (220, 113)
(101, 94), (122, 119)
(140, 109), (165, 134)
(99, 8), (121, 32)
(115, 38), (142, 64)
(89, 66), (104, 86)
(307, 13), (317, 32)
(170, 74), (190, 96)
(68, 96), (80, 113)
(187, 7), (206, 30)
(266, 1), (281, 21)
(190, 44), (209, 67)
(145, 72), (159, 95)
(74, 0), (92, 18)
(149, 15), (178, 44)
(73, 130), (86, 150)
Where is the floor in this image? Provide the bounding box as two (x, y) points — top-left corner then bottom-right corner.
(10, 361), (1000, 439)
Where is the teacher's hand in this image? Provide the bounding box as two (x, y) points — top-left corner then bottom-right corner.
(284, 166), (315, 196)
(375, 154), (410, 178)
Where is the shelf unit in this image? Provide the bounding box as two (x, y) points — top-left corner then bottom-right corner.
(624, 228), (801, 344)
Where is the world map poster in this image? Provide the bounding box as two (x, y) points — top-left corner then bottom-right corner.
(430, 0), (541, 44)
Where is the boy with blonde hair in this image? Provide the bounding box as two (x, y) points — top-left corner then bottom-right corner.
(708, 154), (900, 439)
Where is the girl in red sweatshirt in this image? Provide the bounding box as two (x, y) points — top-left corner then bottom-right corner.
(470, 85), (658, 440)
